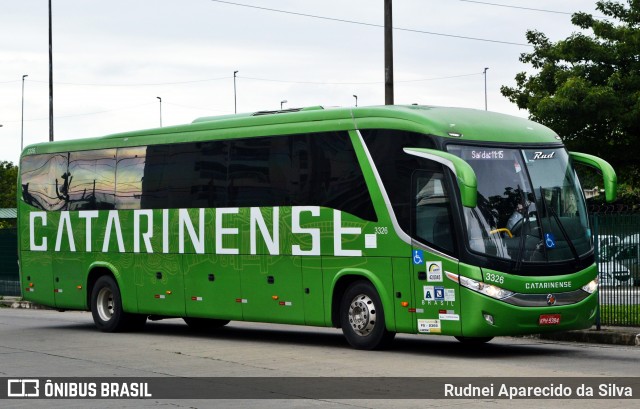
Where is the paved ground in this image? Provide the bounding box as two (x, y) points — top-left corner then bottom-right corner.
(1, 308), (639, 408)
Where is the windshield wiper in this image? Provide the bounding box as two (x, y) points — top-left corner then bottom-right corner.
(513, 185), (529, 272)
(539, 186), (580, 264)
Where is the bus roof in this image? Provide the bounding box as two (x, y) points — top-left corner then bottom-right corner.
(21, 105), (561, 156)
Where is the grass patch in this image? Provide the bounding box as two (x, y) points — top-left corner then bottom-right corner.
(599, 304), (640, 326)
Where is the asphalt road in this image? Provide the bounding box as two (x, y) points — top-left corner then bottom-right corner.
(1, 308), (639, 408)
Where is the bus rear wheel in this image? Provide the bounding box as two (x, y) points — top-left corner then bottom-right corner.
(91, 275), (146, 332)
(340, 281), (395, 350)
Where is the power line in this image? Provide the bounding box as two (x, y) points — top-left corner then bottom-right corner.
(27, 76), (231, 87)
(459, 0), (573, 15)
(210, 0), (532, 47)
(3, 102), (157, 123)
(240, 72), (482, 85)
(4, 72), (482, 87)
(458, 1), (607, 19)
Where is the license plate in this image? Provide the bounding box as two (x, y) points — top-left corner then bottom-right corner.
(539, 314), (561, 325)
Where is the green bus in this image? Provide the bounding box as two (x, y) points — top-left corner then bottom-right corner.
(17, 105), (616, 349)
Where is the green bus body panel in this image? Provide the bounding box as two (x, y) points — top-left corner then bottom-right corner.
(324, 262), (396, 331)
(391, 257), (413, 333)
(569, 152), (617, 202)
(20, 105), (561, 158)
(17, 105), (602, 340)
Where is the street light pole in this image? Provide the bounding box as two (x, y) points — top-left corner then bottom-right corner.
(483, 67), (489, 111)
(233, 70), (238, 114)
(48, 0), (54, 141)
(280, 100), (287, 110)
(353, 95), (358, 107)
(21, 74), (28, 151)
(157, 97), (162, 127)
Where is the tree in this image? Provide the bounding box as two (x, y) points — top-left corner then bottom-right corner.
(501, 0), (640, 187)
(0, 161), (18, 208)
(0, 161), (18, 228)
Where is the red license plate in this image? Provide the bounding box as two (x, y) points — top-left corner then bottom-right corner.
(539, 314), (561, 325)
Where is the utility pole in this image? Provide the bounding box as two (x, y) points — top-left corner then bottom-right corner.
(48, 0), (54, 141)
(384, 0), (394, 105)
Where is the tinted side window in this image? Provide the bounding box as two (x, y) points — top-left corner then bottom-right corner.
(228, 136), (291, 208)
(361, 129), (436, 233)
(116, 146), (146, 210)
(68, 149), (116, 210)
(307, 132), (376, 221)
(413, 170), (455, 254)
(141, 142), (230, 209)
(191, 140), (229, 208)
(20, 153), (68, 211)
(222, 131), (376, 221)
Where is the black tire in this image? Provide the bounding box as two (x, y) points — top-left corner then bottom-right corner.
(455, 336), (493, 344)
(91, 275), (146, 332)
(339, 280), (395, 350)
(183, 317), (230, 332)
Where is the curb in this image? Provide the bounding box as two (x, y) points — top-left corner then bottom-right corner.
(533, 327), (640, 346)
(0, 297), (48, 310)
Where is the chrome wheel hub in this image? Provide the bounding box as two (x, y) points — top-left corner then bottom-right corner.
(96, 287), (114, 322)
(348, 293), (376, 336)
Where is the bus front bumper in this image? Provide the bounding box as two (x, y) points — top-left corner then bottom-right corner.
(458, 287), (599, 337)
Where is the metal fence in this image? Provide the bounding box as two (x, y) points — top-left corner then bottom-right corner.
(0, 228), (20, 296)
(591, 208), (640, 327)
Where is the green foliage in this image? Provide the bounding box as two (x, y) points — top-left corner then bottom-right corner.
(0, 161), (18, 209)
(501, 1), (640, 188)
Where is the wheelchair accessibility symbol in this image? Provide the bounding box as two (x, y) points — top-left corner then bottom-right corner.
(413, 250), (424, 265)
(545, 233), (556, 249)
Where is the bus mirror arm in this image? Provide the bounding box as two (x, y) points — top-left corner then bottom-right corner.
(403, 148), (478, 208)
(569, 152), (617, 203)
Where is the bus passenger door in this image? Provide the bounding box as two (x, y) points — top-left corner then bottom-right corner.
(411, 170), (462, 336)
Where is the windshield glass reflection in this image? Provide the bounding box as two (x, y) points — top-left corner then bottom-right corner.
(447, 145), (591, 265)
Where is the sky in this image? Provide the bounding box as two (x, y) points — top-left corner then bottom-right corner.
(0, 0), (603, 165)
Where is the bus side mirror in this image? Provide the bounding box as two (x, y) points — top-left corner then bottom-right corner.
(403, 148), (478, 208)
(569, 152), (617, 203)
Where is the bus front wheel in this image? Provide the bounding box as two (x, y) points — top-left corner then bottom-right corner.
(340, 281), (395, 350)
(91, 275), (145, 332)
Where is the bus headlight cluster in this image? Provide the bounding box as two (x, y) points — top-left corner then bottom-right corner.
(459, 276), (514, 300)
(581, 278), (598, 294)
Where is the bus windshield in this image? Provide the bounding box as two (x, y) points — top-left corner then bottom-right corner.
(447, 145), (591, 265)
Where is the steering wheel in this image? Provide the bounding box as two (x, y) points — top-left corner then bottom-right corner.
(511, 211), (538, 236)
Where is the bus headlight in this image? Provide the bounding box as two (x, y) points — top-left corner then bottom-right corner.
(581, 278), (598, 294)
(459, 276), (514, 300)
